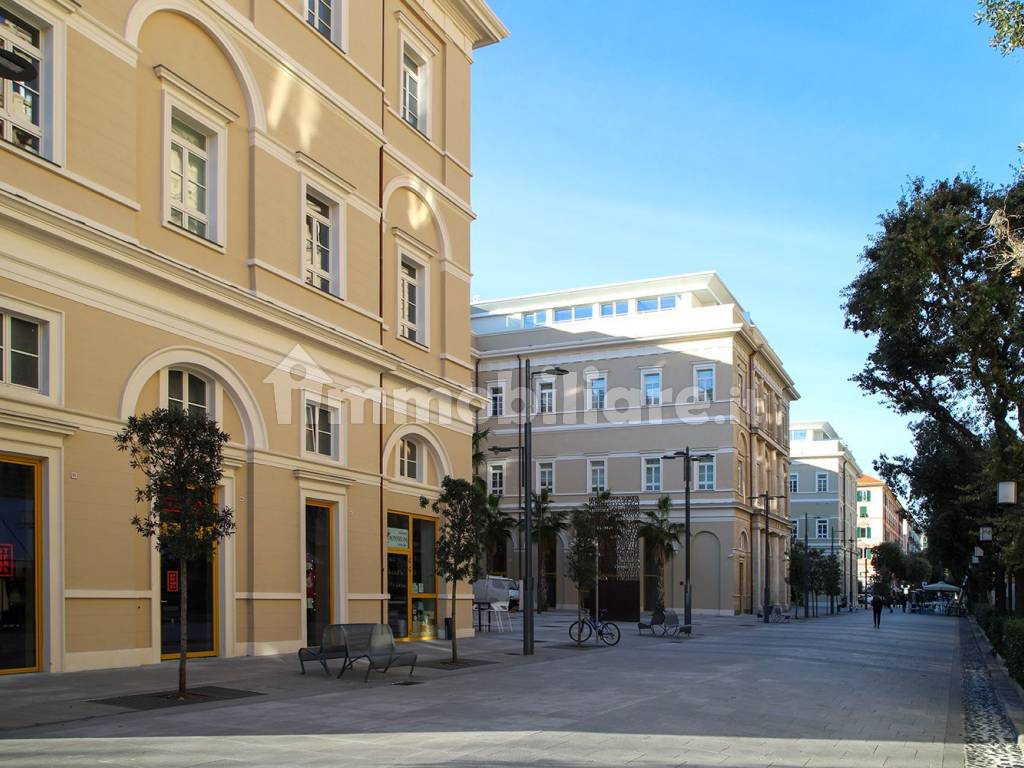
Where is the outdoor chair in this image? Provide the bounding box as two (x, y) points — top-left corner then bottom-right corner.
(638, 608), (665, 635)
(352, 623), (418, 682)
(297, 624), (349, 676)
(485, 601), (512, 632)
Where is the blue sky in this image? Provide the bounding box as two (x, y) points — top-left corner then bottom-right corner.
(468, 1), (1024, 483)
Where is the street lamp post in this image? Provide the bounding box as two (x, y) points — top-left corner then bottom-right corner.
(848, 535), (856, 611)
(750, 492), (785, 623)
(491, 360), (567, 656)
(662, 448), (715, 632)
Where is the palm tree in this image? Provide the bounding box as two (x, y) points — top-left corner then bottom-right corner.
(638, 495), (685, 611)
(525, 489), (568, 612)
(471, 427), (490, 495)
(481, 492), (517, 574)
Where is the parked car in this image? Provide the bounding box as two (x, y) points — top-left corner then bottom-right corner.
(473, 575), (519, 611)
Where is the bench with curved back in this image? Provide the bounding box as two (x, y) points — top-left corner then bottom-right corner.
(297, 622), (417, 681)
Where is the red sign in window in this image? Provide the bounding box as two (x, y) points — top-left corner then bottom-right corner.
(166, 570), (179, 593)
(0, 543), (12, 578)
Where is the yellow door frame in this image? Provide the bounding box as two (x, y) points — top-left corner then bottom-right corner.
(386, 511), (438, 641)
(0, 453), (42, 676)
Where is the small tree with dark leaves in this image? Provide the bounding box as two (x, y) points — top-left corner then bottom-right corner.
(115, 408), (234, 699)
(421, 477), (486, 664)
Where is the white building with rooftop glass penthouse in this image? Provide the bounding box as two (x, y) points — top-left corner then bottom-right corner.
(473, 272), (799, 618)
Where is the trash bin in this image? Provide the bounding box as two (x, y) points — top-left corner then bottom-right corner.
(444, 617), (453, 640)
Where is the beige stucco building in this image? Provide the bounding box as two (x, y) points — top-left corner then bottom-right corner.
(855, 474), (905, 587)
(0, 0), (505, 674)
(788, 421), (861, 604)
(472, 273), (799, 617)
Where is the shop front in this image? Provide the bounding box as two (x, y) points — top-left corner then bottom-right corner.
(386, 512), (437, 640)
(0, 455), (41, 675)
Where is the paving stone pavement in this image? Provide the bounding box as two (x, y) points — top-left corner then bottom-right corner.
(961, 620), (1024, 768)
(0, 609), (973, 767)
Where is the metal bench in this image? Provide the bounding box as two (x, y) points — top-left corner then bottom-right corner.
(343, 623), (418, 682)
(661, 609), (692, 637)
(297, 624), (349, 676)
(638, 608), (665, 635)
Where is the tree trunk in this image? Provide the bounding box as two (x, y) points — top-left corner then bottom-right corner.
(178, 558), (188, 699)
(656, 552), (666, 610)
(449, 577), (458, 664)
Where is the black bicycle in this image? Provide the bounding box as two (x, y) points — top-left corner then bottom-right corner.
(569, 609), (621, 646)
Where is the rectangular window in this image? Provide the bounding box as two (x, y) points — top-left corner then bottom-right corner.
(600, 300), (628, 317)
(306, 0), (333, 39)
(816, 519), (829, 539)
(642, 371), (661, 406)
(168, 369), (207, 417)
(553, 307), (572, 323)
(695, 366), (715, 402)
(538, 462), (553, 493)
(523, 310), (547, 328)
(737, 371), (746, 407)
(573, 304), (593, 320)
(863, 490), (872, 501)
(537, 380), (554, 414)
(790, 429), (807, 442)
(588, 376), (606, 410)
(816, 473), (828, 493)
(859, 506), (868, 517)
(401, 45), (427, 134)
(399, 257), (422, 344)
(637, 297), (658, 313)
(489, 463), (504, 497)
(304, 193), (333, 293)
(0, 313), (40, 390)
(659, 294), (676, 310)
(0, 9), (41, 155)
(737, 460), (745, 496)
(399, 437), (418, 480)
(590, 460), (606, 492)
(168, 114), (211, 239)
(305, 401), (335, 457)
(697, 457), (715, 491)
(789, 473), (799, 494)
(644, 458), (661, 492)
(489, 384), (504, 418)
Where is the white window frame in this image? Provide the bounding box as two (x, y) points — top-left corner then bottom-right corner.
(0, 2), (65, 165)
(789, 473), (799, 494)
(301, 390), (346, 463)
(306, 0), (347, 50)
(158, 67), (234, 249)
(640, 368), (662, 407)
(600, 299), (629, 317)
(0, 296), (60, 403)
(397, 17), (436, 139)
(658, 294), (677, 311)
(589, 459), (607, 492)
(643, 457), (662, 492)
(816, 472), (828, 493)
(573, 304), (593, 321)
(587, 373), (607, 410)
(158, 366), (221, 423)
(553, 307), (572, 323)
(636, 296), (659, 313)
(696, 456), (715, 491)
(816, 518), (829, 539)
(488, 382), (505, 418)
(522, 310), (547, 328)
(397, 436), (420, 481)
(694, 364), (715, 403)
(397, 248), (429, 348)
(297, 157), (350, 299)
(489, 462), (505, 497)
(537, 461), (554, 493)
(536, 378), (555, 415)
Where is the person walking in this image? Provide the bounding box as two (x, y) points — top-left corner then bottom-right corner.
(871, 593), (883, 628)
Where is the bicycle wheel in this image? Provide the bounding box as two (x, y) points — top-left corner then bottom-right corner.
(569, 620), (592, 644)
(599, 621), (621, 646)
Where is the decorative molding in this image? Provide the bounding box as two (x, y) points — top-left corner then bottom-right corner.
(154, 65), (239, 123)
(66, 9), (139, 66)
(391, 226), (438, 259)
(296, 151), (357, 196)
(293, 467), (355, 487)
(0, 143), (141, 210)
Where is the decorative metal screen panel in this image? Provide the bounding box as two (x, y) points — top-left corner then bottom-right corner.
(589, 494), (641, 580)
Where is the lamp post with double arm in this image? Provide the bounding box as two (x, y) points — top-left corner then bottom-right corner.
(490, 361), (568, 656)
(661, 448), (716, 632)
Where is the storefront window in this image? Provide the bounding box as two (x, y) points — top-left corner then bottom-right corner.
(0, 458), (39, 673)
(387, 513), (437, 640)
(305, 503), (331, 645)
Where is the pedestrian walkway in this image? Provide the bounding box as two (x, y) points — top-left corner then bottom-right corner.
(0, 609), (974, 766)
